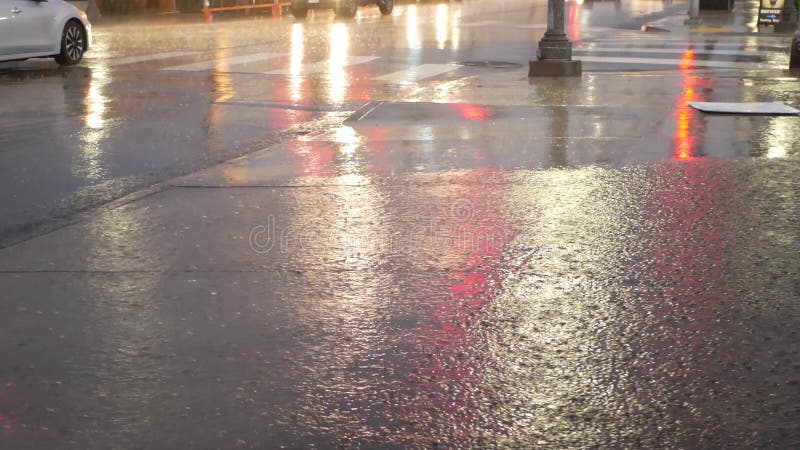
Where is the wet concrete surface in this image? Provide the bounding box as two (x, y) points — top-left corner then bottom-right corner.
(2, 0), (800, 448)
(1, 158), (800, 448)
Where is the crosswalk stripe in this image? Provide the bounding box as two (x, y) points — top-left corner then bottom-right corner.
(460, 20), (502, 27)
(373, 64), (460, 83)
(586, 39), (779, 48)
(577, 47), (765, 57)
(264, 56), (379, 75)
(105, 51), (202, 67)
(163, 53), (286, 72)
(514, 24), (547, 29)
(577, 55), (762, 68)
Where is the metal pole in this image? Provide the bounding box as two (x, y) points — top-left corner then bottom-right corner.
(685, 0), (702, 25)
(530, 0), (581, 76)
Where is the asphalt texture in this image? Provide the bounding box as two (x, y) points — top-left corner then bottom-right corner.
(1, 0), (799, 448)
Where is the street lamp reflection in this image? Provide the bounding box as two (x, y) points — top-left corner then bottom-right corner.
(329, 22), (350, 104)
(289, 23), (305, 103)
(85, 67), (107, 130)
(80, 64), (110, 181)
(436, 4), (449, 49)
(765, 119), (791, 158)
(407, 5), (421, 50)
(334, 125), (363, 157)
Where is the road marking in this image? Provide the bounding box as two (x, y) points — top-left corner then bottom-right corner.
(577, 55), (764, 68)
(513, 24), (547, 29)
(105, 51), (202, 67)
(373, 64), (460, 83)
(577, 47), (765, 57)
(689, 27), (737, 33)
(163, 53), (286, 72)
(460, 20), (502, 27)
(586, 39), (783, 48)
(264, 56), (379, 75)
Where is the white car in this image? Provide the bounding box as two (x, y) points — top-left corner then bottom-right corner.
(0, 0), (91, 65)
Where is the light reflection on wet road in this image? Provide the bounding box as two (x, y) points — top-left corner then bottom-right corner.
(1, 0), (800, 448)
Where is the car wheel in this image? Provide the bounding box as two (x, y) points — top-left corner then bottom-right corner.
(335, 0), (357, 18)
(291, 1), (308, 19)
(378, 0), (393, 15)
(55, 20), (86, 66)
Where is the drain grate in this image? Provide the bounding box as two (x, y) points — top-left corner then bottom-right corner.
(459, 61), (523, 69)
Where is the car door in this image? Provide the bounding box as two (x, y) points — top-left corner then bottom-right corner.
(0, 0), (54, 56)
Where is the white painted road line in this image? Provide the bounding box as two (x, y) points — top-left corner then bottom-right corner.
(577, 47), (765, 57)
(460, 20), (502, 27)
(586, 39), (778, 48)
(264, 56), (380, 75)
(577, 55), (764, 68)
(163, 53), (286, 72)
(373, 64), (460, 83)
(106, 51), (202, 67)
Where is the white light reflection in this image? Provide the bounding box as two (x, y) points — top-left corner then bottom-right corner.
(85, 68), (107, 130)
(406, 5), (422, 52)
(80, 64), (110, 181)
(436, 4), (449, 49)
(452, 8), (461, 50)
(329, 23), (350, 104)
(334, 125), (362, 157)
(289, 23), (305, 103)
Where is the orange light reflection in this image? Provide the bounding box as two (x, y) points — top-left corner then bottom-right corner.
(673, 50), (706, 161)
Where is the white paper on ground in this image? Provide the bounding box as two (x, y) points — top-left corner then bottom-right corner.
(689, 102), (800, 115)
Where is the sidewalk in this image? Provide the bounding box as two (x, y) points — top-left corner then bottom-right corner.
(643, 0), (797, 35)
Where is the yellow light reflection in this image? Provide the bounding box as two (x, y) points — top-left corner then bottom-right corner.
(80, 64), (110, 181)
(329, 23), (350, 104)
(436, 4), (449, 49)
(764, 119), (792, 158)
(208, 36), (235, 150)
(289, 23), (304, 103)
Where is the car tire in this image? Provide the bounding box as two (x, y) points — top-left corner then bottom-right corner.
(378, 0), (393, 15)
(54, 20), (86, 66)
(291, 1), (308, 19)
(334, 0), (357, 18)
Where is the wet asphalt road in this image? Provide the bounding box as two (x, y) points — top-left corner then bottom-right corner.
(2, 0), (790, 247)
(2, 0), (800, 448)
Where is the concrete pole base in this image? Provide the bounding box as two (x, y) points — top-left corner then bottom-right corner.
(529, 60), (582, 77)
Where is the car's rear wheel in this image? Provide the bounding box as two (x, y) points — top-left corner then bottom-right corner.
(291, 1), (308, 18)
(55, 20), (86, 66)
(335, 0), (357, 18)
(378, 0), (393, 15)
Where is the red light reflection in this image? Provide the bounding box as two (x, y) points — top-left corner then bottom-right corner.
(568, 2), (582, 43)
(454, 103), (492, 121)
(0, 383), (18, 431)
